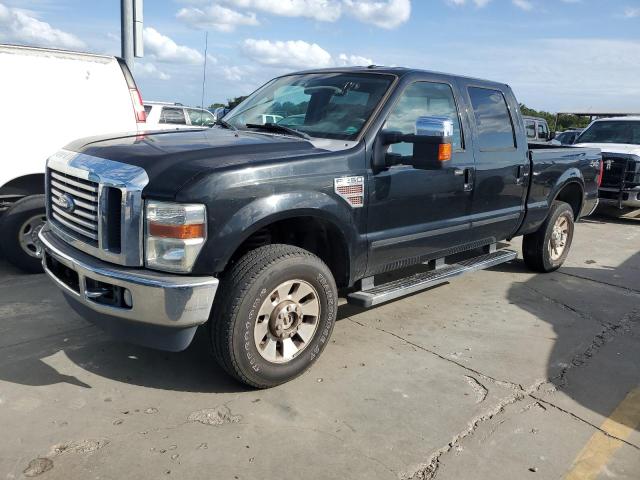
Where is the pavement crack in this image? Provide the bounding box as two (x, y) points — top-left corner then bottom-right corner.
(557, 271), (640, 295)
(464, 376), (488, 404)
(347, 318), (521, 391)
(551, 309), (639, 388)
(401, 381), (544, 480)
(521, 284), (593, 321)
(529, 394), (640, 451)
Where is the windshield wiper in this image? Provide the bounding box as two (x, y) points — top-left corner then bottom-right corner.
(245, 123), (310, 140)
(215, 119), (238, 131)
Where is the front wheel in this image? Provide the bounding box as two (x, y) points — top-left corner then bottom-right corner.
(522, 201), (575, 273)
(0, 195), (46, 273)
(210, 245), (337, 388)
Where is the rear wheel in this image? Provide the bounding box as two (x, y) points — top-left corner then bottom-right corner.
(210, 244), (337, 388)
(0, 195), (46, 273)
(522, 201), (574, 273)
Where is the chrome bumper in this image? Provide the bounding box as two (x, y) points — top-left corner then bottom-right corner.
(598, 187), (640, 209)
(39, 226), (218, 332)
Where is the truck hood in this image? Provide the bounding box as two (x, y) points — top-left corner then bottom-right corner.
(65, 128), (329, 199)
(573, 143), (640, 156)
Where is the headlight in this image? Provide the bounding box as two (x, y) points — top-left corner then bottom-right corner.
(145, 201), (206, 273)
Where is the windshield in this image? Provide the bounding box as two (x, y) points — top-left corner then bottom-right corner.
(224, 72), (394, 140)
(576, 121), (640, 145)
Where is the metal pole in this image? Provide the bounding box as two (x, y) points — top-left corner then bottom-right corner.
(121, 0), (134, 70)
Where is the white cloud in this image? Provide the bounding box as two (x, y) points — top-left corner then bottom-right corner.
(446, 0), (492, 7)
(337, 53), (374, 66)
(512, 0), (533, 11)
(176, 4), (259, 32)
(135, 62), (171, 81)
(143, 27), (204, 64)
(241, 38), (374, 69)
(405, 37), (640, 111)
(343, 0), (410, 29)
(0, 2), (84, 49)
(624, 7), (640, 18)
(223, 0), (342, 22)
(241, 38), (333, 68)
(183, 0), (410, 29)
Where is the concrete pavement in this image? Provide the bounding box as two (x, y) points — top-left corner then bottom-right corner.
(0, 214), (638, 479)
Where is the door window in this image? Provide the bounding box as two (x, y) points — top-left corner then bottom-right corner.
(468, 87), (516, 151)
(383, 82), (463, 158)
(160, 107), (187, 125)
(537, 122), (548, 140)
(525, 120), (536, 139)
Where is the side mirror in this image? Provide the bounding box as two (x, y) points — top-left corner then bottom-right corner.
(548, 131), (556, 141)
(374, 116), (453, 171)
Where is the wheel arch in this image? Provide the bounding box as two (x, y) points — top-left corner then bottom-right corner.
(209, 193), (359, 289)
(0, 173), (45, 197)
(552, 179), (584, 220)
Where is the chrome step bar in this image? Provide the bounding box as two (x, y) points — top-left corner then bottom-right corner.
(347, 249), (517, 308)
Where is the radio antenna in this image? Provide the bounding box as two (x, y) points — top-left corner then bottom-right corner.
(200, 31), (208, 113)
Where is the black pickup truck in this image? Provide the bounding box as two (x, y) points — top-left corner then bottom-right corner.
(39, 67), (601, 388)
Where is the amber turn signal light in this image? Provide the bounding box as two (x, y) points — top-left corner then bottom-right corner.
(438, 143), (452, 162)
(148, 223), (205, 239)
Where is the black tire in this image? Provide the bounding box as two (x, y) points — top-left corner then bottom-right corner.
(0, 195), (46, 273)
(210, 244), (338, 388)
(522, 201), (574, 273)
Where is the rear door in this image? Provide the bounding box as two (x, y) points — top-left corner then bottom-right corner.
(460, 84), (529, 243)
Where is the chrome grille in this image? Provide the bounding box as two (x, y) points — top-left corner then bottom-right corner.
(45, 149), (149, 267)
(49, 169), (99, 245)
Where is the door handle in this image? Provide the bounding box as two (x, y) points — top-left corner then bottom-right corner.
(516, 165), (528, 185)
(454, 168), (465, 176)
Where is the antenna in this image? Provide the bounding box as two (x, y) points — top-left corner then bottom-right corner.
(200, 31), (208, 117)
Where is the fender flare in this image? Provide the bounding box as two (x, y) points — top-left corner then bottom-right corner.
(211, 191), (360, 273)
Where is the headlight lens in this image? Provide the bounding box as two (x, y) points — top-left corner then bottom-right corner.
(145, 201), (206, 273)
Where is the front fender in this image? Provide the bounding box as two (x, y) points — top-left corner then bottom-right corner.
(195, 190), (366, 278)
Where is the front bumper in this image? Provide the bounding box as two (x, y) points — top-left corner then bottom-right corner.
(598, 187), (640, 209)
(39, 226), (218, 351)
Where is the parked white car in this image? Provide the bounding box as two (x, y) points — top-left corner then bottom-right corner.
(144, 102), (216, 129)
(0, 44), (147, 272)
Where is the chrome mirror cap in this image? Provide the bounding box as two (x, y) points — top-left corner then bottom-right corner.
(415, 116), (454, 138)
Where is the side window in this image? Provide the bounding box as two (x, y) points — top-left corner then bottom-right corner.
(525, 120), (536, 139)
(383, 81), (463, 158)
(144, 105), (152, 116)
(537, 122), (548, 140)
(188, 109), (215, 126)
(468, 87), (516, 151)
(160, 107), (187, 125)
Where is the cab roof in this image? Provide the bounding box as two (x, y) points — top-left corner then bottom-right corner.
(286, 65), (510, 89)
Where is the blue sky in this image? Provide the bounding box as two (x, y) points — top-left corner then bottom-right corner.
(1, 0), (639, 112)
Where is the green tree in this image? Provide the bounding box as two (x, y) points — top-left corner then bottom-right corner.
(519, 104), (591, 132)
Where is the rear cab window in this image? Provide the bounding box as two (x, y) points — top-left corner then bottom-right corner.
(160, 107), (187, 125)
(468, 87), (516, 151)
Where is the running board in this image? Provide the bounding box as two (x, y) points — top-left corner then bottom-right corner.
(347, 249), (517, 308)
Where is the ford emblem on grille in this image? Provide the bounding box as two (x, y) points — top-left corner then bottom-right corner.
(57, 193), (75, 213)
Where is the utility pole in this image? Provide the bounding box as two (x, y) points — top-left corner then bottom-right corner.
(121, 0), (143, 71)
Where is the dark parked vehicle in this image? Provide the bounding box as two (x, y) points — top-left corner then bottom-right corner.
(39, 67), (601, 387)
(550, 129), (583, 146)
(523, 116), (553, 143)
(575, 117), (640, 212)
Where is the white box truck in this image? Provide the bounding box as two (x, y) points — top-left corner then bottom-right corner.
(0, 44), (147, 272)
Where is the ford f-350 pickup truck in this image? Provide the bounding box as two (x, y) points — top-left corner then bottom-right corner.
(39, 67), (601, 388)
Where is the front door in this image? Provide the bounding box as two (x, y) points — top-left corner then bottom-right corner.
(365, 79), (475, 276)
